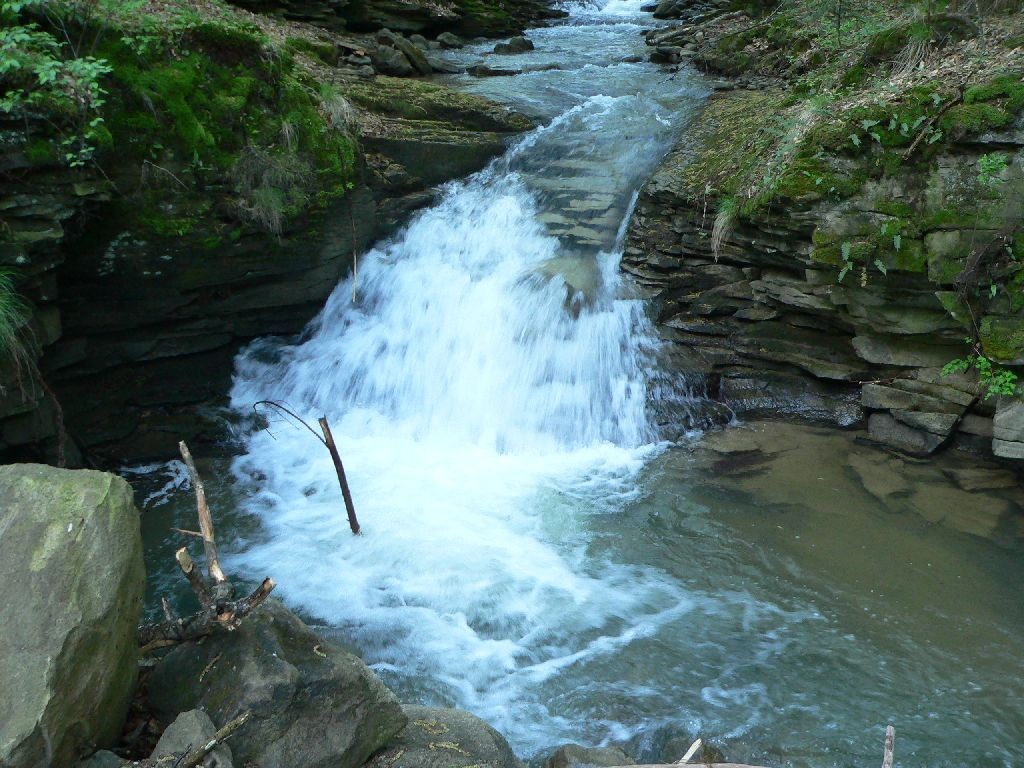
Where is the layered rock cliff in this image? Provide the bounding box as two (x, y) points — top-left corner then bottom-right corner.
(627, 1), (1024, 461)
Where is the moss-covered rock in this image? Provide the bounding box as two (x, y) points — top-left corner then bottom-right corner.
(0, 464), (143, 768)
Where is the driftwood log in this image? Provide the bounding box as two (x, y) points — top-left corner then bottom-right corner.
(137, 441), (275, 653)
(129, 712), (250, 767)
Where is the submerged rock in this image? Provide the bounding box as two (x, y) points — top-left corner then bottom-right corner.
(366, 706), (522, 768)
(0, 464), (144, 768)
(437, 31), (465, 49)
(146, 599), (406, 768)
(493, 35), (535, 54)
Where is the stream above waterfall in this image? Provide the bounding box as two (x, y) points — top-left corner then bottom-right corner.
(130, 2), (1024, 766)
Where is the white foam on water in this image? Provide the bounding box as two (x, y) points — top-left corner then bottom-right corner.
(227, 0), (705, 754)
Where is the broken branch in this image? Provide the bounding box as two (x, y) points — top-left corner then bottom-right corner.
(178, 441), (229, 596)
(137, 578), (275, 651)
(882, 725), (895, 768)
(140, 443), (275, 651)
(175, 547), (212, 610)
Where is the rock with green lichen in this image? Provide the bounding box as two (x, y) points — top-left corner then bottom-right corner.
(0, 464), (143, 768)
(365, 706), (522, 768)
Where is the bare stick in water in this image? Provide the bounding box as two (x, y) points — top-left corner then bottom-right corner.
(319, 416), (360, 535)
(678, 739), (702, 764)
(882, 725), (895, 768)
(251, 401), (362, 534)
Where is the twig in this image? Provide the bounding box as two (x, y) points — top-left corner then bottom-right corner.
(142, 159), (189, 190)
(882, 725), (895, 768)
(253, 400), (328, 446)
(178, 441), (229, 596)
(251, 402), (363, 534)
(903, 86), (965, 160)
(678, 739), (702, 763)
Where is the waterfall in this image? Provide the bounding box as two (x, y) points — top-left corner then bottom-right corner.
(228, 0), (706, 753)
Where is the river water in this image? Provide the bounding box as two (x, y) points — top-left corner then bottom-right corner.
(134, 1), (1024, 766)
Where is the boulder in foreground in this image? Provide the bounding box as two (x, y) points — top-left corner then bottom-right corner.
(0, 464), (144, 768)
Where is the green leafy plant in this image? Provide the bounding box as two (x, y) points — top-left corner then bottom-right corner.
(942, 338), (1021, 400)
(0, 269), (30, 390)
(0, 0), (113, 167)
(977, 151), (1009, 188)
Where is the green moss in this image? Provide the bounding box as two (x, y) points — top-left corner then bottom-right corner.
(874, 199), (915, 218)
(185, 21), (267, 57)
(942, 102), (1013, 133)
(137, 215), (196, 237)
(24, 139), (57, 165)
(670, 89), (785, 200)
(811, 235), (876, 266)
(980, 316), (1024, 362)
(928, 252), (966, 284)
(921, 205), (977, 231)
(285, 37), (337, 65)
(964, 73), (1024, 114)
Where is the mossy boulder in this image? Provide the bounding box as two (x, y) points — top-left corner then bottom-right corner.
(0, 464), (144, 768)
(146, 599), (406, 768)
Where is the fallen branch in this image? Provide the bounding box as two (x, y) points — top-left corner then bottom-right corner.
(178, 441), (230, 600)
(130, 712), (251, 767)
(138, 577), (275, 652)
(137, 441), (275, 652)
(678, 739), (702, 763)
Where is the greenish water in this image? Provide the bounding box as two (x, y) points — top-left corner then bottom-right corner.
(130, 420), (1024, 767)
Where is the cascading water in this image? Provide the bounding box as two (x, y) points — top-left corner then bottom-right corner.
(229, 0), (706, 754)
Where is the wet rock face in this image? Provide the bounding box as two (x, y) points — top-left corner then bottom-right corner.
(0, 464), (144, 768)
(146, 599), (407, 768)
(625, 91), (1024, 460)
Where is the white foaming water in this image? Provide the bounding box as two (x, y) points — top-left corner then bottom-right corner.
(230, 0), (704, 755)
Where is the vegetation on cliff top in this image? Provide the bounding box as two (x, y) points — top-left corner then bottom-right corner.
(673, 0), (1024, 392)
(1, 0), (360, 237)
